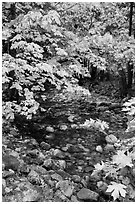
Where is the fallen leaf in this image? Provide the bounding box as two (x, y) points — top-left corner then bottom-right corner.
(94, 161), (105, 171)
(106, 181), (127, 200)
(112, 150), (133, 168)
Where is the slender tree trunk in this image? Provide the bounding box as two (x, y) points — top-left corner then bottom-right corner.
(127, 62), (133, 89)
(9, 3), (17, 57)
(119, 68), (128, 98)
(127, 2), (134, 92)
(129, 2), (133, 36)
(10, 3), (16, 20)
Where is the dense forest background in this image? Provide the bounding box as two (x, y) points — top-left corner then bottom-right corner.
(2, 2), (135, 202)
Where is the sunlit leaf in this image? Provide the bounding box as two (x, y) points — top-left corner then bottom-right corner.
(113, 150), (133, 168)
(106, 181), (127, 200)
(94, 161), (105, 171)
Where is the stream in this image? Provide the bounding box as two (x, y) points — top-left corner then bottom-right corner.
(3, 84), (130, 202)
(14, 86), (125, 175)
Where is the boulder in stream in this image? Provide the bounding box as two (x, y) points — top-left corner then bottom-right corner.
(3, 155), (20, 171)
(40, 142), (51, 150)
(56, 180), (74, 198)
(53, 149), (65, 159)
(77, 188), (99, 201)
(105, 134), (118, 144)
(46, 126), (55, 133)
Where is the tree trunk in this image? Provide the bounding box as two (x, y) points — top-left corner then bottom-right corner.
(119, 68), (128, 98)
(10, 3), (16, 20)
(129, 2), (133, 36)
(127, 62), (133, 89)
(127, 2), (134, 93)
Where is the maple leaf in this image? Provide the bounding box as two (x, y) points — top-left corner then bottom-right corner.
(96, 119), (109, 130)
(94, 161), (105, 171)
(112, 150), (133, 168)
(106, 181), (127, 200)
(103, 164), (118, 178)
(91, 161), (105, 176)
(126, 119), (135, 132)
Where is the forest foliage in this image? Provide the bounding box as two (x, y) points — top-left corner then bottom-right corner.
(2, 2), (135, 138)
(2, 2), (135, 121)
(2, 2), (135, 201)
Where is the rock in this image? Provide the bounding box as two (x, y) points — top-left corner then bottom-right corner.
(96, 145), (103, 153)
(77, 188), (99, 201)
(3, 155), (20, 171)
(3, 170), (15, 178)
(4, 180), (43, 202)
(30, 138), (39, 148)
(48, 179), (56, 188)
(77, 138), (83, 142)
(26, 157), (43, 166)
(62, 144), (73, 152)
(122, 177), (130, 185)
(51, 173), (63, 181)
(90, 173), (101, 182)
(77, 166), (83, 172)
(59, 124), (68, 131)
(15, 147), (22, 152)
(46, 148), (55, 156)
(46, 126), (54, 133)
(19, 164), (30, 175)
(54, 190), (68, 201)
(9, 151), (19, 158)
(84, 166), (94, 173)
(27, 170), (42, 185)
(104, 144), (115, 152)
(105, 134), (117, 144)
(53, 149), (65, 159)
(45, 133), (55, 140)
(10, 128), (18, 137)
(58, 160), (66, 170)
(42, 174), (51, 184)
(31, 165), (48, 175)
(68, 115), (75, 123)
(72, 175), (81, 183)
(61, 146), (68, 152)
(68, 145), (81, 153)
(78, 160), (85, 165)
(5, 187), (12, 193)
(65, 152), (72, 158)
(40, 142), (51, 150)
(38, 152), (45, 162)
(56, 170), (71, 180)
(70, 139), (77, 144)
(97, 181), (108, 193)
(71, 195), (79, 202)
(56, 180), (74, 198)
(78, 144), (90, 152)
(43, 159), (53, 169)
(81, 178), (88, 187)
(71, 124), (78, 128)
(27, 150), (39, 158)
(96, 106), (108, 112)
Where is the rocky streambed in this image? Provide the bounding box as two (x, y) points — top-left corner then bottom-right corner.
(2, 86), (134, 202)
